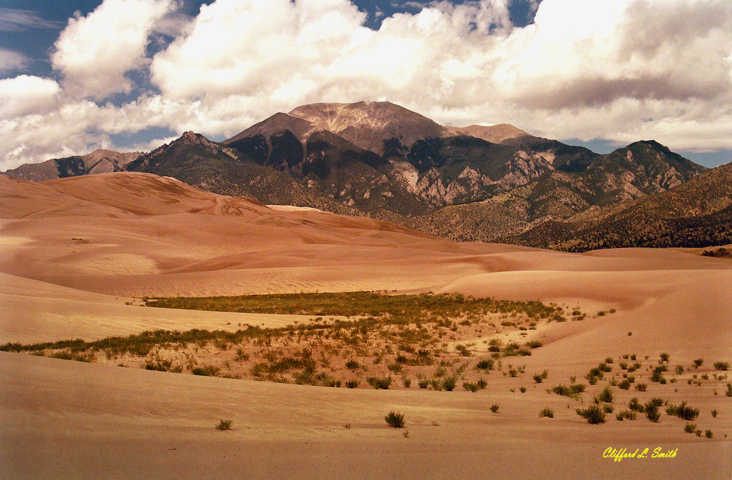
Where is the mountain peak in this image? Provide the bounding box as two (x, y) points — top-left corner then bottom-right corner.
(287, 101), (444, 155)
(224, 113), (314, 145)
(179, 131), (205, 143)
(445, 124), (529, 144)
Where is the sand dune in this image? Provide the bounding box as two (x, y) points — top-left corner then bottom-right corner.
(1, 172), (730, 479)
(2, 352), (730, 480)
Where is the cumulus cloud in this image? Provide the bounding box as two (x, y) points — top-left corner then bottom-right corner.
(52, 0), (174, 99)
(494, 0), (732, 108)
(0, 97), (110, 169)
(147, 0), (732, 144)
(2, 0), (732, 170)
(0, 75), (61, 117)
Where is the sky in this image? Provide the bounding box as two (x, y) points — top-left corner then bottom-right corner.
(1, 0), (731, 170)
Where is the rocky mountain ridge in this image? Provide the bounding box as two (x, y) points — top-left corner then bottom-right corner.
(3, 101), (721, 250)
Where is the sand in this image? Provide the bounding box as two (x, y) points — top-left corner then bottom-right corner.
(0, 172), (730, 479)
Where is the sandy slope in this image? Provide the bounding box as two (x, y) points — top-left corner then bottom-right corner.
(2, 352), (730, 480)
(1, 172), (731, 479)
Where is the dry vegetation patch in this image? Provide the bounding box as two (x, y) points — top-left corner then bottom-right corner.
(2, 292), (563, 388)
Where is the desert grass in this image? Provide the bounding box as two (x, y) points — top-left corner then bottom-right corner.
(385, 411), (405, 428)
(576, 405), (606, 424)
(539, 408), (554, 418)
(216, 419), (233, 431)
(0, 292), (570, 388)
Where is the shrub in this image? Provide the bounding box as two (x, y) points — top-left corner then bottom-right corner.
(192, 365), (220, 376)
(684, 423), (697, 433)
(570, 383), (586, 394)
(616, 410), (636, 421)
(576, 405), (606, 424)
(693, 358), (704, 368)
(726, 384), (732, 397)
(475, 359), (494, 371)
(387, 363), (403, 374)
(533, 374), (544, 384)
(711, 409), (718, 418)
(628, 397), (643, 412)
(367, 376), (392, 389)
(463, 381), (479, 392)
(714, 361), (730, 371)
(216, 419), (233, 431)
(666, 402), (699, 421)
(597, 386), (614, 404)
(635, 383), (647, 392)
(490, 404), (500, 413)
(551, 384), (571, 396)
(644, 404), (661, 422)
(586, 367), (603, 384)
(650, 366), (667, 383)
(618, 410), (636, 420)
(455, 344), (472, 357)
(345, 379), (360, 389)
(539, 408), (554, 418)
(345, 359), (359, 370)
(442, 377), (457, 391)
(526, 340), (543, 349)
(385, 411), (405, 428)
(402, 377), (412, 388)
(618, 380), (631, 390)
(144, 359), (173, 372)
(705, 430), (713, 439)
(659, 352), (670, 362)
(418, 379), (429, 389)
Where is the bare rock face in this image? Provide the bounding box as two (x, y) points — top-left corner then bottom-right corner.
(288, 101), (446, 156)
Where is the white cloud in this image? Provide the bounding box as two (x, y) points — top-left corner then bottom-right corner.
(493, 0), (732, 109)
(0, 75), (61, 117)
(0, 48), (30, 73)
(52, 0), (174, 99)
(151, 0), (369, 100)
(2, 0), (732, 170)
(0, 98), (113, 170)
(0, 7), (59, 31)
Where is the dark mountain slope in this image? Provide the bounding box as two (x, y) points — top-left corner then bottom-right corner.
(510, 161), (732, 251)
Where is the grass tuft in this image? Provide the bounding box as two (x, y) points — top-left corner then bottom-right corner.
(385, 411), (405, 428)
(576, 405), (606, 424)
(216, 419), (233, 431)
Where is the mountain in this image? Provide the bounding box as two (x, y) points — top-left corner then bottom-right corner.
(126, 131), (356, 213)
(288, 101), (445, 156)
(445, 124), (529, 144)
(2, 101), (716, 250)
(4, 149), (140, 182)
(509, 161), (732, 251)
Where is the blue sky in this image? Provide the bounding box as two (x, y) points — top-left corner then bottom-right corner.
(1, 0), (731, 169)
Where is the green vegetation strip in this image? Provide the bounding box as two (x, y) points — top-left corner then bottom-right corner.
(143, 291), (563, 319)
(0, 292), (561, 358)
